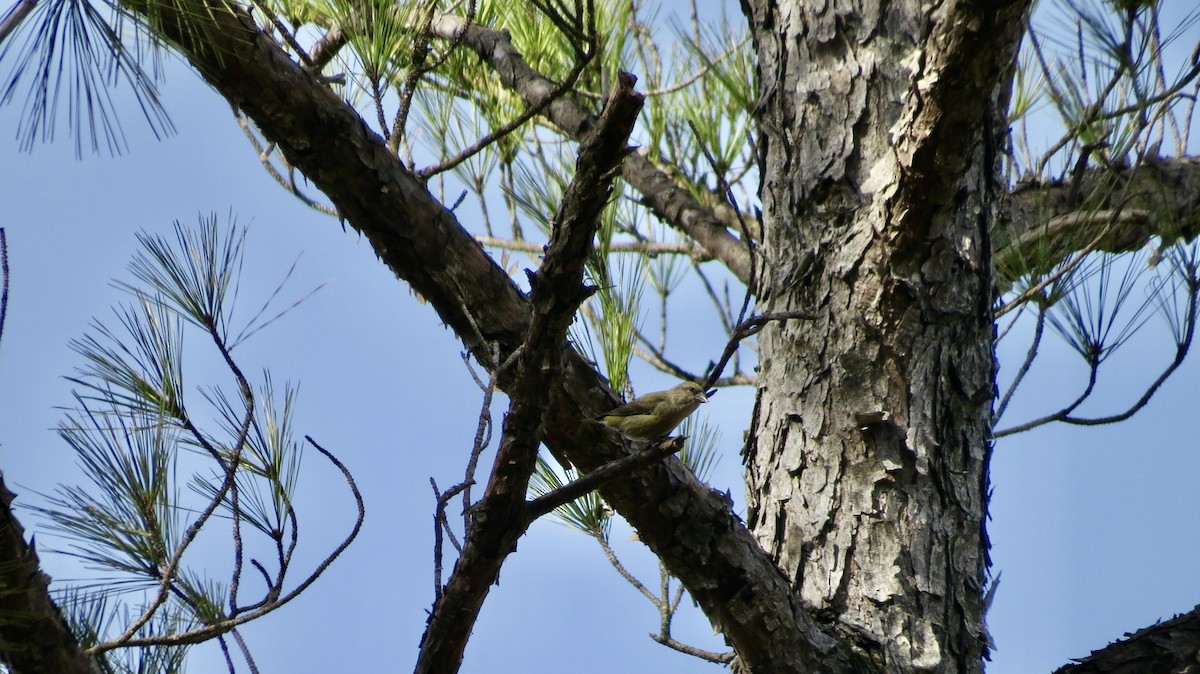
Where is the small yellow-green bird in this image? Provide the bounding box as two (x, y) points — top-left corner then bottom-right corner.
(597, 381), (709, 439)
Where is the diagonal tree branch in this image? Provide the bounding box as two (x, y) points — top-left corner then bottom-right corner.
(117, 1), (863, 669)
(1052, 604), (1200, 674)
(526, 437), (684, 520)
(998, 157), (1200, 284)
(426, 12), (753, 284)
(415, 70), (643, 674)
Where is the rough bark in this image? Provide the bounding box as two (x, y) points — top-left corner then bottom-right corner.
(126, 0), (861, 669)
(415, 72), (643, 674)
(1052, 604), (1200, 674)
(3, 1), (1188, 672)
(740, 0), (1028, 672)
(0, 475), (98, 674)
(998, 157), (1200, 282)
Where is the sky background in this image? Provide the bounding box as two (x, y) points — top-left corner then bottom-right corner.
(1, 1), (1199, 672)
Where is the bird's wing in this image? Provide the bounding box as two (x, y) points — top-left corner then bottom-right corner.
(601, 391), (667, 418)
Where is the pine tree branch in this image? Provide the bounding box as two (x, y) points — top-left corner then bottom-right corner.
(415, 70), (644, 674)
(476, 235), (704, 259)
(427, 11), (753, 283)
(116, 1), (858, 669)
(0, 0), (36, 46)
(525, 437), (684, 521)
(1053, 604), (1200, 674)
(999, 157), (1200, 285)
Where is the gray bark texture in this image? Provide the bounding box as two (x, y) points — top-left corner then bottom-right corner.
(5, 0), (1200, 672)
(740, 0), (1028, 671)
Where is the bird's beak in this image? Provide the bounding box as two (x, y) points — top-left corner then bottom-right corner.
(696, 392), (709, 404)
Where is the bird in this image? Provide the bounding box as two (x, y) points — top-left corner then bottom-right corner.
(597, 381), (709, 440)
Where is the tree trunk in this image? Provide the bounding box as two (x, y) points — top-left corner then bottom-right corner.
(741, 0), (1028, 671)
(20, 0), (1190, 671)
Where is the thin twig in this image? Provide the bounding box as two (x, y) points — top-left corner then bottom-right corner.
(649, 633), (735, 664)
(594, 528), (660, 606)
(693, 263), (735, 334)
(217, 634), (235, 674)
(251, 0), (314, 68)
(233, 111), (337, 216)
(307, 27), (346, 72)
(94, 328), (255, 653)
(91, 434), (363, 650)
(476, 236), (702, 258)
(994, 304), (1046, 424)
(0, 228), (8, 350)
(371, 77), (390, 140)
(462, 347), (522, 514)
(431, 477), (470, 601)
(0, 0), (36, 45)
(686, 119), (758, 299)
(230, 628), (259, 674)
(703, 311), (816, 391)
(525, 437), (685, 521)
(389, 0), (440, 155)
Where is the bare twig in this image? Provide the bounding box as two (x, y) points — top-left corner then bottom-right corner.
(0, 228), (8, 350)
(994, 304), (1047, 424)
(229, 628), (259, 674)
(686, 118), (758, 300)
(650, 633), (735, 664)
(94, 327), (255, 652)
(307, 27), (345, 72)
(415, 69), (644, 674)
(526, 437), (685, 520)
(251, 0), (313, 68)
(233, 111), (338, 216)
(703, 311), (816, 391)
(431, 477), (470, 601)
(648, 558), (733, 664)
(476, 236), (702, 259)
(90, 433), (363, 650)
(0, 0), (36, 46)
(693, 262), (736, 334)
(595, 529), (659, 605)
(216, 634), (235, 674)
(389, 0), (440, 154)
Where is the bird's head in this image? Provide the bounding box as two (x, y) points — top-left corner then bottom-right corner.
(669, 381), (709, 406)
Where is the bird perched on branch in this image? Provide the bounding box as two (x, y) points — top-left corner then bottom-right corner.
(597, 381), (709, 439)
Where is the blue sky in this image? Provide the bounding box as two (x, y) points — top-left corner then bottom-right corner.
(1, 2), (1199, 672)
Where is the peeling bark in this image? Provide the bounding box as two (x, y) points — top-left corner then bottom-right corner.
(741, 0), (1028, 671)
